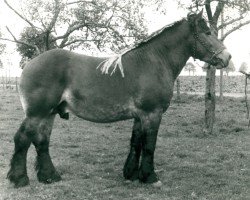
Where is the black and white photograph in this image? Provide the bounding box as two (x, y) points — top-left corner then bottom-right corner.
(0, 0), (249, 199)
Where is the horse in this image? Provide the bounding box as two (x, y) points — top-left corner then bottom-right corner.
(7, 11), (231, 188)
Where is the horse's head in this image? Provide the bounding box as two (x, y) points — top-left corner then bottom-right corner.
(187, 11), (231, 69)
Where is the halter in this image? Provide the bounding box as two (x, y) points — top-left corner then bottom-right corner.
(191, 22), (225, 63)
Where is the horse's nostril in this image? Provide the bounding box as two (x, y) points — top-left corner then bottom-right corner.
(229, 54), (232, 60)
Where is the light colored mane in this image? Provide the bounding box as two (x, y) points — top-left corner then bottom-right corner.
(97, 18), (185, 77)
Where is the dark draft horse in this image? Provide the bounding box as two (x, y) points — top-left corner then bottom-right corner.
(8, 11), (231, 187)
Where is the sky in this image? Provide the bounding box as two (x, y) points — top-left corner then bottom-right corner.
(0, 0), (250, 77)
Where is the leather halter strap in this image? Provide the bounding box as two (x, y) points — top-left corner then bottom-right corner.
(191, 23), (225, 62)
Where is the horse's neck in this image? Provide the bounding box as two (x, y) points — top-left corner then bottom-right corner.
(133, 21), (191, 79)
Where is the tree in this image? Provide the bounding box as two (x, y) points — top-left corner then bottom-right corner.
(239, 61), (249, 74)
(194, 0), (250, 133)
(152, 0), (250, 133)
(183, 0), (250, 134)
(184, 62), (197, 76)
(223, 60), (235, 76)
(0, 0), (148, 62)
(17, 27), (57, 59)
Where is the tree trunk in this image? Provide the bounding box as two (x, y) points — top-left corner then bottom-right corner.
(204, 65), (216, 134)
(219, 10), (224, 101)
(219, 69), (223, 101)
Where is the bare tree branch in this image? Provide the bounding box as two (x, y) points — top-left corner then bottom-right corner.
(6, 26), (17, 40)
(222, 19), (250, 41)
(47, 0), (60, 31)
(4, 0), (37, 28)
(62, 39), (100, 47)
(218, 15), (244, 30)
(205, 0), (213, 22)
(66, 0), (95, 5)
(54, 22), (88, 47)
(55, 23), (87, 41)
(55, 21), (111, 48)
(0, 37), (41, 55)
(4, 26), (41, 54)
(213, 1), (225, 24)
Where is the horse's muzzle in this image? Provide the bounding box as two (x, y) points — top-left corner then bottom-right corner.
(213, 49), (232, 69)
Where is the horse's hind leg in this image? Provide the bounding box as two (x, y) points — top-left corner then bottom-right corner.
(7, 118), (35, 187)
(123, 118), (142, 181)
(8, 115), (61, 187)
(31, 115), (61, 184)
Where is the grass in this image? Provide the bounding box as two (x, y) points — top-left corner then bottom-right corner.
(0, 90), (249, 200)
(176, 75), (246, 93)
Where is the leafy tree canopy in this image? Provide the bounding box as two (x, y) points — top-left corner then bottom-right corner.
(239, 61), (250, 74)
(2, 0), (148, 60)
(184, 62), (197, 75)
(153, 0), (250, 39)
(17, 27), (57, 59)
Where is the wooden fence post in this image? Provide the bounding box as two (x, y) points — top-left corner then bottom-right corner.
(204, 65), (216, 134)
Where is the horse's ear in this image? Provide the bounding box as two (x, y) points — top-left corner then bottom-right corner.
(187, 10), (203, 25)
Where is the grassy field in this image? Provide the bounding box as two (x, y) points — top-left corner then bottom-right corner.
(0, 75), (247, 93)
(176, 76), (246, 93)
(0, 90), (249, 200)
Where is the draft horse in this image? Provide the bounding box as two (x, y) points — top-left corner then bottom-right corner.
(8, 11), (231, 187)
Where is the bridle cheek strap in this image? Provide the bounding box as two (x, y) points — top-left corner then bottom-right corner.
(192, 30), (225, 63)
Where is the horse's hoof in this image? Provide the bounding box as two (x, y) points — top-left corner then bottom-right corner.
(123, 167), (139, 181)
(8, 174), (30, 188)
(152, 180), (162, 188)
(37, 171), (62, 184)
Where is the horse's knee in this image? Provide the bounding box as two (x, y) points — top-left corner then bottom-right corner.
(16, 118), (40, 141)
(30, 117), (55, 153)
(13, 120), (33, 149)
(14, 130), (30, 149)
(21, 116), (54, 143)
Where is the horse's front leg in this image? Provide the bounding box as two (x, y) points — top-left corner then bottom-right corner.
(138, 109), (162, 185)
